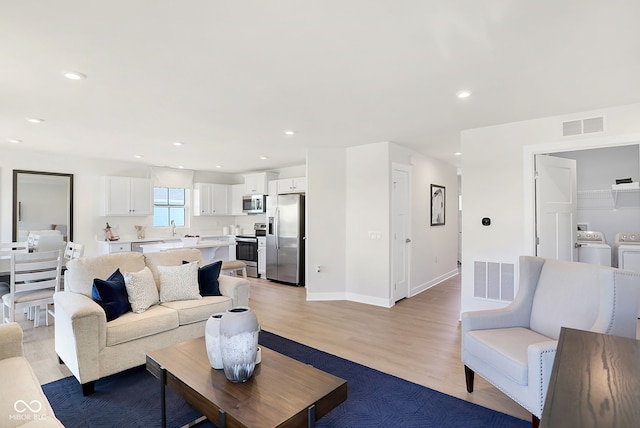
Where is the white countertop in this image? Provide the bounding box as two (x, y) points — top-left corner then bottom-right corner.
(138, 239), (234, 253)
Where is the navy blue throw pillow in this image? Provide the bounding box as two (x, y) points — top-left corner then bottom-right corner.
(183, 260), (222, 296)
(92, 268), (131, 321)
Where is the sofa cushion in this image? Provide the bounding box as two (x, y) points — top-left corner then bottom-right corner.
(158, 262), (201, 303)
(143, 249), (203, 289)
(161, 295), (233, 325)
(92, 269), (131, 321)
(197, 260), (223, 296)
(66, 252), (146, 297)
(105, 305), (179, 347)
(0, 356), (61, 428)
(124, 267), (159, 313)
(465, 327), (552, 385)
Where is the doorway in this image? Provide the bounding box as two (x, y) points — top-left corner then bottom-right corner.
(391, 163), (411, 302)
(533, 144), (640, 260)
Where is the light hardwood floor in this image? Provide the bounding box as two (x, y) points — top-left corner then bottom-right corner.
(19, 273), (531, 422)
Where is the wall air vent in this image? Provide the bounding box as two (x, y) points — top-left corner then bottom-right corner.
(473, 261), (515, 302)
(562, 116), (605, 137)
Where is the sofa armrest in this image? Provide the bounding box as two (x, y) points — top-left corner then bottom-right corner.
(218, 275), (250, 307)
(53, 291), (107, 384)
(0, 322), (23, 360)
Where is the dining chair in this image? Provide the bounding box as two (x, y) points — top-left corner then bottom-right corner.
(63, 241), (84, 261)
(2, 249), (62, 327)
(0, 242), (29, 296)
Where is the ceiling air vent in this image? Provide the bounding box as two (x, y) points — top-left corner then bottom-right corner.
(562, 116), (605, 137)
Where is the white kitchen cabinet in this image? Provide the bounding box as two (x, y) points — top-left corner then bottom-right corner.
(101, 176), (153, 216)
(97, 241), (132, 254)
(243, 172), (278, 195)
(193, 183), (229, 216)
(230, 183), (246, 215)
(276, 177), (306, 194)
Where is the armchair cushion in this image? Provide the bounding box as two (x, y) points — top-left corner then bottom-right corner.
(530, 259), (600, 339)
(465, 327), (552, 385)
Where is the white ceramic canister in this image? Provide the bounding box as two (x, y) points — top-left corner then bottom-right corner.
(205, 312), (225, 369)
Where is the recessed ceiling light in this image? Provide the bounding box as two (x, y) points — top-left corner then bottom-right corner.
(177, 165), (184, 169)
(134, 154), (144, 159)
(8, 139), (22, 144)
(284, 130), (296, 136)
(456, 90), (472, 99)
(455, 152), (462, 156)
(259, 156), (268, 160)
(215, 165), (222, 168)
(172, 141), (184, 146)
(64, 71), (87, 80)
(26, 117), (44, 123)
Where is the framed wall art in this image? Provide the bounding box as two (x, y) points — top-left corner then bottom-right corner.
(430, 184), (445, 226)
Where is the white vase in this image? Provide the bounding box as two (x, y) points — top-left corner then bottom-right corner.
(205, 312), (225, 369)
(220, 307), (259, 382)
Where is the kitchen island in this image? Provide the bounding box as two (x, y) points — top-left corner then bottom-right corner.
(98, 236), (237, 264)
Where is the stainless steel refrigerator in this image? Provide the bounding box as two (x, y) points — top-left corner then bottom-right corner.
(266, 194), (305, 286)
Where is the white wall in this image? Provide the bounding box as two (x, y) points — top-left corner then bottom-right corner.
(305, 147), (347, 298)
(461, 103), (640, 314)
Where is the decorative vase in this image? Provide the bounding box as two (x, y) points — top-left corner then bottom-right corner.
(205, 313), (225, 369)
(219, 307), (259, 382)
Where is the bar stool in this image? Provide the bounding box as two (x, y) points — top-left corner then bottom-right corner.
(220, 260), (248, 278)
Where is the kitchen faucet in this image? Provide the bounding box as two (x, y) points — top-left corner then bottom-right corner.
(170, 220), (176, 237)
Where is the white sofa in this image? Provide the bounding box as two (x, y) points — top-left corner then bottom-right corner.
(0, 322), (64, 427)
(54, 249), (250, 395)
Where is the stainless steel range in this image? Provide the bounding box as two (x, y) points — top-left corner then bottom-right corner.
(235, 223), (266, 278)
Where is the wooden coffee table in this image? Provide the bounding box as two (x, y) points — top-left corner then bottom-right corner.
(146, 337), (347, 428)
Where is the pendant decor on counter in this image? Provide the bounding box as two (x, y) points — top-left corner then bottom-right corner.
(219, 306), (259, 382)
(204, 312), (225, 369)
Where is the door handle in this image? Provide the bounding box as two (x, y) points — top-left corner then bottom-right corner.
(405, 238), (412, 243)
(574, 242), (582, 248)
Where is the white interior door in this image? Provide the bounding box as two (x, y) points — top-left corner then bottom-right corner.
(535, 154), (577, 260)
(392, 164), (411, 302)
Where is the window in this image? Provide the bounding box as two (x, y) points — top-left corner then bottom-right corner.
(153, 187), (186, 227)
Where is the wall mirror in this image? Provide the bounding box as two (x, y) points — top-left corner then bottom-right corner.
(12, 170), (74, 244)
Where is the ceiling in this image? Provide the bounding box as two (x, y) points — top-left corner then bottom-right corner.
(2, 1), (640, 174)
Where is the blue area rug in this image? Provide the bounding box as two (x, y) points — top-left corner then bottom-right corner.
(43, 331), (529, 427)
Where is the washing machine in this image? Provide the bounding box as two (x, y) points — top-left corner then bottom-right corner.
(614, 232), (640, 272)
(576, 231), (611, 266)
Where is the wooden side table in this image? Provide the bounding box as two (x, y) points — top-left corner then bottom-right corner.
(541, 327), (640, 427)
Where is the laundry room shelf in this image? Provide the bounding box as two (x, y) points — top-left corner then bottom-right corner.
(578, 189), (640, 210)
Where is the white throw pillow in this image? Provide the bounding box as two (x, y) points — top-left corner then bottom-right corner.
(124, 266), (159, 313)
(158, 262), (202, 303)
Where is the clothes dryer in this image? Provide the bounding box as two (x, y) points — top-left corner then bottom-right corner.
(614, 232), (640, 272)
(576, 231), (611, 267)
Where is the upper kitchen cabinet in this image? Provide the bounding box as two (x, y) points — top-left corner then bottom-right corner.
(193, 183), (229, 216)
(275, 177), (306, 194)
(101, 176), (153, 216)
(243, 172), (278, 195)
(230, 184), (246, 215)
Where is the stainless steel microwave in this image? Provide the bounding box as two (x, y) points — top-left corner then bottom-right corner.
(242, 194), (266, 214)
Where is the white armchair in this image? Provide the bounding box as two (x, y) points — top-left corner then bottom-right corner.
(462, 256), (640, 426)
